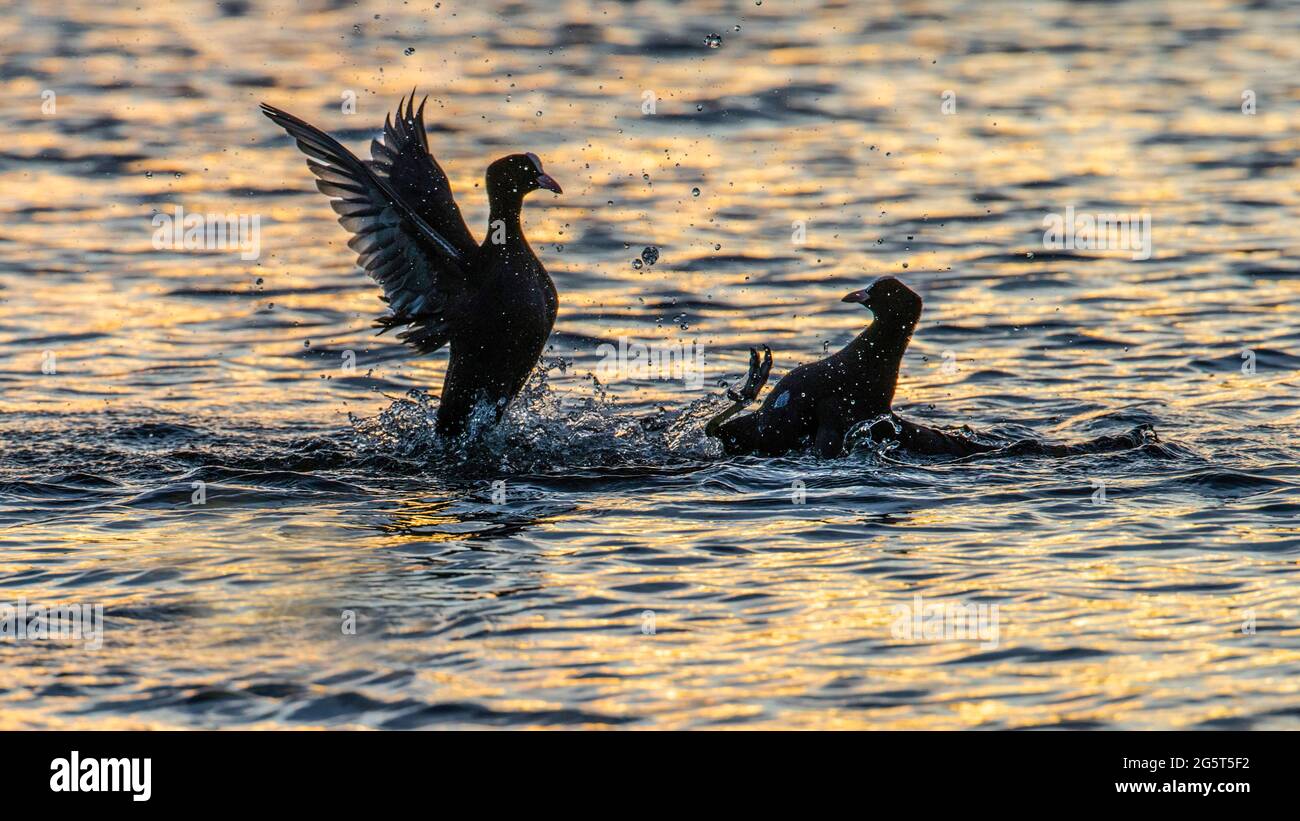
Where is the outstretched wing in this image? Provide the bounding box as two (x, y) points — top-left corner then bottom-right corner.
(367, 92), (478, 259)
(261, 102), (469, 354)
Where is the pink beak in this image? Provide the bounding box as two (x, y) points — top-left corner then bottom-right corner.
(536, 174), (562, 194)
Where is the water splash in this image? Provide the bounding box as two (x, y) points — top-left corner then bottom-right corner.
(349, 358), (725, 474)
(348, 362), (1183, 476)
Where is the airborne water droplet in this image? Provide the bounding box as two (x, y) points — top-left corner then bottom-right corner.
(704, 33), (722, 48)
(641, 246), (660, 266)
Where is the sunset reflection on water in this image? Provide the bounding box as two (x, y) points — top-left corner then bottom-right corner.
(0, 0), (1298, 729)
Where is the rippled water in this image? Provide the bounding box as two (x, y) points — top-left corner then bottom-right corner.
(2, 0), (1300, 729)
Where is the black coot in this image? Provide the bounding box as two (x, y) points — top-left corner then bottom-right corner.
(261, 93), (562, 438)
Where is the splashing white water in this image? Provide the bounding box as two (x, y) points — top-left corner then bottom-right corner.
(348, 358), (726, 472)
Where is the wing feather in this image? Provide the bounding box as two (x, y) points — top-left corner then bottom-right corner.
(366, 92), (478, 259)
(261, 100), (472, 354)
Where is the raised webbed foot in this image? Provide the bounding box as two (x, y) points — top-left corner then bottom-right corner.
(707, 346), (774, 441)
(726, 345), (772, 404)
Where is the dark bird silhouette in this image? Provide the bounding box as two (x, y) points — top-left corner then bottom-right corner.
(706, 277), (933, 457)
(706, 277), (1157, 458)
(260, 93), (562, 439)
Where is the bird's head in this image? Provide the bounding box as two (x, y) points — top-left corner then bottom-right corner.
(486, 152), (562, 201)
(841, 276), (923, 325)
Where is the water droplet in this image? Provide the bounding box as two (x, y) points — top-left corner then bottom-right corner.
(404, 47), (415, 55)
(714, 243), (721, 250)
(691, 187), (700, 197)
(632, 259), (643, 270)
(144, 171), (152, 178)
(641, 246), (660, 266)
(704, 33), (723, 48)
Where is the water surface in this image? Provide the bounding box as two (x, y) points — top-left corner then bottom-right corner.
(2, 0), (1300, 729)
